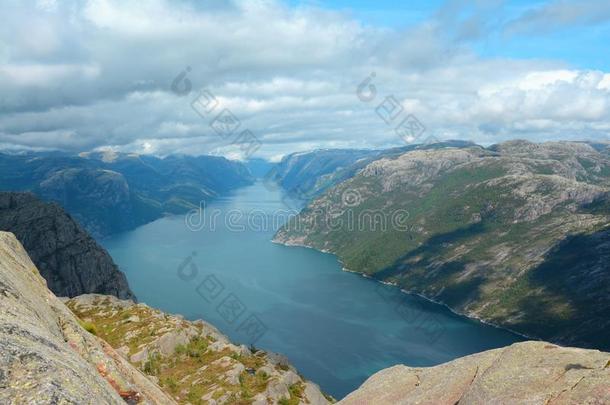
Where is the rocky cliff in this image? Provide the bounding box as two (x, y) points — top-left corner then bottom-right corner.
(0, 231), (329, 405)
(0, 231), (172, 404)
(0, 192), (134, 299)
(339, 341), (610, 405)
(275, 141), (610, 349)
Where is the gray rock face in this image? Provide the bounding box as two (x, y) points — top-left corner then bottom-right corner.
(0, 192), (135, 300)
(0, 231), (174, 404)
(339, 341), (610, 405)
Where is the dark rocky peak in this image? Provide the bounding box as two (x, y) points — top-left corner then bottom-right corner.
(0, 192), (135, 300)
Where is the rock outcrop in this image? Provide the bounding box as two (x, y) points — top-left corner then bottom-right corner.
(339, 341), (610, 405)
(0, 192), (135, 300)
(67, 294), (331, 405)
(0, 231), (173, 404)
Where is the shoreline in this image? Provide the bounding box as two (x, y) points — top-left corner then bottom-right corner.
(272, 237), (536, 343)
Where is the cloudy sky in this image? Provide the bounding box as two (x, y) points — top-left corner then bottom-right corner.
(1, 0), (609, 160)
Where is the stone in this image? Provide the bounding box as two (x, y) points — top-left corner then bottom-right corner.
(303, 382), (331, 405)
(209, 341), (226, 352)
(225, 363), (245, 385)
(281, 370), (301, 386)
(130, 347), (149, 364)
(256, 365), (275, 377)
(339, 341), (610, 405)
(265, 379), (290, 402)
(0, 192), (135, 300)
(0, 232), (174, 404)
(157, 331), (190, 356)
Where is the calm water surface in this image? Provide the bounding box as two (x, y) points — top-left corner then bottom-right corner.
(103, 181), (522, 399)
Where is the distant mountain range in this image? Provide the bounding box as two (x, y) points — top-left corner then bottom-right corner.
(0, 151), (254, 238)
(274, 140), (610, 350)
(270, 141), (477, 203)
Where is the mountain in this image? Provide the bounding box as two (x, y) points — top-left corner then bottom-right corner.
(269, 149), (382, 200)
(339, 341), (610, 405)
(0, 231), (329, 405)
(269, 141), (477, 204)
(244, 158), (275, 178)
(274, 140), (610, 350)
(0, 192), (134, 299)
(0, 151), (254, 238)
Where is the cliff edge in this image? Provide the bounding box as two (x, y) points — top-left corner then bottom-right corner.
(0, 192), (134, 300)
(339, 341), (610, 405)
(0, 231), (172, 404)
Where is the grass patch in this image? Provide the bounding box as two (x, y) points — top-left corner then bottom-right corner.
(78, 320), (98, 336)
(278, 382), (306, 405)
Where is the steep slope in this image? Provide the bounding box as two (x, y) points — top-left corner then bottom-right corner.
(67, 295), (331, 405)
(0, 231), (173, 404)
(269, 141), (477, 205)
(269, 149), (382, 202)
(339, 341), (610, 405)
(0, 192), (134, 299)
(275, 141), (610, 349)
(0, 151), (254, 238)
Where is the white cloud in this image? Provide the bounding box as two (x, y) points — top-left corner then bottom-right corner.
(0, 0), (608, 160)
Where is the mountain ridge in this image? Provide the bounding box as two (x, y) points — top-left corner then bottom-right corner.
(274, 140), (610, 350)
(0, 151), (254, 238)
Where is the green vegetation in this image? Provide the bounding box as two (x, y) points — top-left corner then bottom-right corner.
(77, 319), (98, 336)
(278, 382), (306, 405)
(67, 297), (278, 404)
(143, 352), (161, 376)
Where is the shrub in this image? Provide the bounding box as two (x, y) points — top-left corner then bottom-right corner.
(78, 320), (98, 336)
(143, 352), (161, 375)
(164, 376), (178, 392)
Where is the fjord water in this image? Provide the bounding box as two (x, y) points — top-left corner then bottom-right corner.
(103, 181), (522, 399)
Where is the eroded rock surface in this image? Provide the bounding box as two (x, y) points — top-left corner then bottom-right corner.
(0, 231), (172, 404)
(339, 341), (610, 405)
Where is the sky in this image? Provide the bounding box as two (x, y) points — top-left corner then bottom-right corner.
(0, 0), (609, 161)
